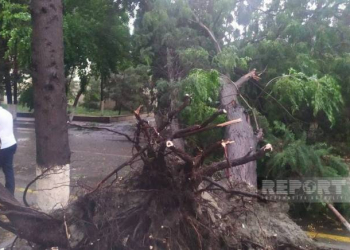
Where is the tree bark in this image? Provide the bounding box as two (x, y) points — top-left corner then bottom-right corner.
(13, 42), (19, 105)
(100, 76), (105, 114)
(68, 89), (83, 122)
(73, 89), (83, 108)
(0, 184), (68, 248)
(31, 0), (71, 212)
(31, 0), (70, 167)
(220, 73), (259, 187)
(4, 59), (12, 105)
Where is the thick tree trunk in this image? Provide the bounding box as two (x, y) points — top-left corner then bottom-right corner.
(31, 0), (71, 211)
(220, 74), (259, 187)
(191, 12), (261, 187)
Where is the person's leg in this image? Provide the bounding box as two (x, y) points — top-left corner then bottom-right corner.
(1, 144), (17, 195)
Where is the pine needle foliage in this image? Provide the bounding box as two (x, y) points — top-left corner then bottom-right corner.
(265, 122), (348, 179)
(271, 69), (343, 126)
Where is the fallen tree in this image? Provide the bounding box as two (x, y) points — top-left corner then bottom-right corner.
(0, 89), (318, 249)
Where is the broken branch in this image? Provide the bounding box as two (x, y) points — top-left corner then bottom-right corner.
(157, 94), (191, 132)
(69, 123), (135, 143)
(173, 118), (242, 139)
(194, 141), (229, 167)
(167, 140), (195, 165)
(200, 109), (227, 128)
(199, 144), (273, 177)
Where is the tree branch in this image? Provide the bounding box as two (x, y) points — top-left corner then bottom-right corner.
(166, 141), (195, 165)
(69, 123), (135, 143)
(200, 109), (227, 128)
(157, 94), (192, 133)
(172, 118), (242, 139)
(194, 141), (227, 167)
(198, 144), (273, 177)
(0, 220), (17, 234)
(225, 69), (261, 90)
(191, 10), (222, 54)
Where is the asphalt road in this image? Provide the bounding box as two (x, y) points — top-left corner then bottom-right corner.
(0, 118), (138, 206)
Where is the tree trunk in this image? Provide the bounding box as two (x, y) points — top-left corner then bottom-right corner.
(11, 49), (19, 119)
(191, 13), (261, 187)
(164, 48), (185, 150)
(13, 43), (19, 105)
(31, 0), (71, 211)
(100, 76), (105, 114)
(4, 59), (12, 105)
(73, 89), (83, 108)
(220, 74), (259, 187)
(69, 89), (83, 122)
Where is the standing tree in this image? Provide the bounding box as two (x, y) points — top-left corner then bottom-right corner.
(0, 0), (31, 117)
(31, 0), (70, 211)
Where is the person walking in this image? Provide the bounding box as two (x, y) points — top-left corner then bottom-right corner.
(0, 106), (17, 195)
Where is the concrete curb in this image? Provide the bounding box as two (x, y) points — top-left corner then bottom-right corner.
(17, 112), (137, 123)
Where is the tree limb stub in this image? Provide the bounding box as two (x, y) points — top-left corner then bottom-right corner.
(167, 141), (195, 165)
(223, 69), (260, 90)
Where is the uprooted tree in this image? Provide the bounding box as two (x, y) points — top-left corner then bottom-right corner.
(0, 0), (319, 249)
(0, 72), (317, 249)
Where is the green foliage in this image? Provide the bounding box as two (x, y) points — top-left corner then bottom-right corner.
(272, 69), (343, 126)
(178, 47), (210, 71)
(18, 84), (33, 111)
(265, 122), (349, 178)
(83, 78), (101, 110)
(62, 0), (137, 107)
(179, 69), (226, 149)
(0, 0), (31, 68)
(213, 46), (250, 73)
(180, 69), (222, 125)
(108, 65), (152, 111)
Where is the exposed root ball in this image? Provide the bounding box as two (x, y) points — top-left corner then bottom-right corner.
(65, 172), (315, 250)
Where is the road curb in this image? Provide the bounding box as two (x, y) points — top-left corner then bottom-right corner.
(17, 112), (137, 123)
